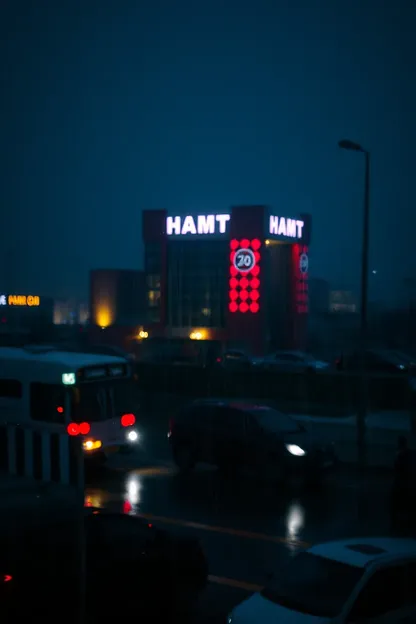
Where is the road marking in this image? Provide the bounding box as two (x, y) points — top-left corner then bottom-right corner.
(208, 574), (263, 593)
(136, 512), (310, 548)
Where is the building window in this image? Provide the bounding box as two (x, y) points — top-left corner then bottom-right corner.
(148, 290), (161, 307)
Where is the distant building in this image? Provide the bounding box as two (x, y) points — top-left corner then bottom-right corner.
(329, 290), (357, 314)
(142, 206), (312, 354)
(0, 292), (53, 330)
(89, 269), (147, 328)
(54, 299), (89, 325)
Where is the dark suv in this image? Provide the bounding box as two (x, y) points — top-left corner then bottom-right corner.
(168, 400), (337, 484)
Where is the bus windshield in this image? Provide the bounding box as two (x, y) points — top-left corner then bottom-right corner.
(71, 378), (140, 423)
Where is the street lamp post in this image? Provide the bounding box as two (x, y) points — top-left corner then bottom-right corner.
(338, 139), (370, 471)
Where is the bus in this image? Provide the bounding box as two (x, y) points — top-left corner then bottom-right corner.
(0, 345), (141, 460)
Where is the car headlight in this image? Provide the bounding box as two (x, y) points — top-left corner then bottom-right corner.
(285, 444), (306, 457)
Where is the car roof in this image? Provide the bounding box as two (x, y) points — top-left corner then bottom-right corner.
(309, 537), (416, 568)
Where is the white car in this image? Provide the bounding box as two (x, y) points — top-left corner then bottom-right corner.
(228, 537), (416, 623)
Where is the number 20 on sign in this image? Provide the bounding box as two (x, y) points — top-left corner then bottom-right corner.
(233, 248), (256, 273)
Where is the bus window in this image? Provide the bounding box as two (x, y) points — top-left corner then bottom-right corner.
(30, 383), (66, 424)
(0, 379), (22, 399)
(71, 385), (104, 422)
(111, 379), (140, 418)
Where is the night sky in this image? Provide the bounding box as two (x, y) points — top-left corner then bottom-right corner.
(1, 0), (414, 303)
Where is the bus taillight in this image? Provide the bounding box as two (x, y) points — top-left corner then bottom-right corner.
(121, 413), (135, 427)
(67, 422), (90, 436)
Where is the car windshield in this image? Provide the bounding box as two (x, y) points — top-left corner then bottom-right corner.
(252, 408), (302, 434)
(261, 552), (362, 618)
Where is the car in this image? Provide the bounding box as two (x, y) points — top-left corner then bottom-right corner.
(228, 537), (416, 623)
(168, 399), (337, 483)
(252, 350), (330, 373)
(2, 508), (208, 622)
(214, 349), (253, 371)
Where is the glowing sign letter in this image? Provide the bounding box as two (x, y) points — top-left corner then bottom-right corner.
(27, 296), (40, 306)
(278, 217), (286, 236)
(296, 220), (304, 238)
(269, 215), (278, 235)
(216, 214), (230, 233)
(181, 216), (197, 235)
(166, 216), (181, 235)
(286, 219), (296, 238)
(197, 214), (215, 234)
(0, 295), (6, 306)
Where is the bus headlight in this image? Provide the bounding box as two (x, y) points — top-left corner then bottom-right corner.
(127, 430), (139, 443)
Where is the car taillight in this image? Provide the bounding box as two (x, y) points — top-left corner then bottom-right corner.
(67, 422), (91, 436)
(2, 575), (12, 583)
(121, 413), (135, 427)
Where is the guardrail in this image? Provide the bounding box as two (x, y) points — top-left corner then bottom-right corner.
(0, 421), (84, 488)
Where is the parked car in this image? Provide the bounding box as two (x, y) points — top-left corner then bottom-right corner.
(252, 350), (330, 373)
(228, 537), (416, 623)
(214, 349), (253, 371)
(168, 399), (337, 484)
(2, 509), (208, 622)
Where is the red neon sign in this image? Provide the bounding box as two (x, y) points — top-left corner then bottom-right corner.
(228, 239), (261, 313)
(293, 244), (309, 314)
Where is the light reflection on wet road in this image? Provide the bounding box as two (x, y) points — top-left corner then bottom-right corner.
(85, 453), (393, 621)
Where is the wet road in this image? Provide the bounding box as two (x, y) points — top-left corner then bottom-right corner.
(85, 427), (394, 623)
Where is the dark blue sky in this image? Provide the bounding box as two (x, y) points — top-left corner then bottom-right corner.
(1, 0), (414, 303)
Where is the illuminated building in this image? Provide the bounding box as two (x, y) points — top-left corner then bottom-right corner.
(89, 270), (147, 348)
(143, 206), (311, 353)
(0, 292), (53, 331)
(53, 300), (89, 325)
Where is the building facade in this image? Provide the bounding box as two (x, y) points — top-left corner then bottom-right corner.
(0, 292), (53, 331)
(143, 206), (311, 354)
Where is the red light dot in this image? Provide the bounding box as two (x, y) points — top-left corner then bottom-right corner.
(123, 500), (132, 514)
(250, 302), (260, 313)
(250, 278), (260, 289)
(240, 238), (250, 248)
(250, 290), (260, 301)
(239, 302), (249, 313)
(79, 422), (91, 435)
(229, 289), (238, 301)
(229, 251), (236, 262)
(57, 406), (64, 414)
(230, 265), (238, 277)
(229, 277), (239, 289)
(67, 423), (79, 436)
(3, 575), (12, 582)
(251, 239), (261, 251)
(229, 302), (238, 313)
(251, 265), (260, 276)
(240, 290), (249, 301)
(121, 413), (136, 427)
(230, 239), (239, 250)
(254, 251), (261, 263)
(239, 277), (248, 289)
